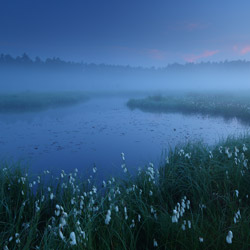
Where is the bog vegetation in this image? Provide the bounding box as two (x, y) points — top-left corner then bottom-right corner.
(127, 93), (250, 124)
(0, 92), (88, 113)
(1, 136), (250, 249)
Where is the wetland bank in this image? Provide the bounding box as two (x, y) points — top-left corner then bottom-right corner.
(1, 91), (250, 249)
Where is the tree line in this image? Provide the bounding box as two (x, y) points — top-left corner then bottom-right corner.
(1, 53), (250, 72)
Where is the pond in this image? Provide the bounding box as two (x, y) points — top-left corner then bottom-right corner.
(0, 96), (249, 180)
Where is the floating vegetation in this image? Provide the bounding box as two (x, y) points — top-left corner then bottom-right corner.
(0, 92), (89, 113)
(127, 93), (250, 124)
(1, 136), (250, 249)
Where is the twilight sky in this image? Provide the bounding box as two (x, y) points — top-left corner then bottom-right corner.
(1, 0), (250, 66)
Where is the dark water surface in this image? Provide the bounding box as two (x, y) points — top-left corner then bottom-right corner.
(0, 97), (249, 180)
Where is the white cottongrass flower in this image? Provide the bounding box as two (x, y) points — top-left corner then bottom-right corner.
(50, 193), (54, 200)
(234, 209), (241, 223)
(209, 151), (213, 159)
(121, 152), (125, 161)
(35, 200), (40, 212)
(149, 190), (153, 196)
(69, 232), (77, 245)
(93, 167), (97, 173)
(105, 210), (111, 225)
(124, 207), (128, 220)
(199, 237), (204, 242)
(59, 229), (65, 241)
(153, 239), (158, 247)
(243, 159), (248, 168)
(188, 220), (191, 229)
(115, 206), (119, 212)
(226, 231), (233, 244)
(138, 214), (141, 222)
(171, 209), (178, 223)
(235, 190), (239, 197)
(102, 180), (106, 187)
(243, 144), (248, 152)
(130, 219), (135, 228)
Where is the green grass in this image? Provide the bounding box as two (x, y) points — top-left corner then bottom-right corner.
(1, 136), (250, 249)
(127, 93), (250, 124)
(0, 92), (89, 113)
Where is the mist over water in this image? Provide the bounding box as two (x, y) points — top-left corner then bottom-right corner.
(1, 63), (250, 179)
(2, 59), (250, 92)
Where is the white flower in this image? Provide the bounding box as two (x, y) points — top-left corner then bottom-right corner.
(188, 220), (191, 229)
(124, 207), (128, 220)
(209, 151), (213, 159)
(121, 152), (125, 161)
(235, 190), (239, 197)
(115, 206), (119, 212)
(50, 193), (54, 200)
(199, 237), (204, 242)
(138, 214), (141, 222)
(59, 229), (65, 240)
(69, 232), (77, 245)
(105, 210), (111, 225)
(226, 231), (233, 244)
(153, 239), (158, 247)
(171, 210), (178, 223)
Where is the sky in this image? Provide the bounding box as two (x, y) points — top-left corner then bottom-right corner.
(1, 0), (250, 66)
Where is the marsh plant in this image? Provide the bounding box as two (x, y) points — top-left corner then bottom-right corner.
(127, 93), (250, 124)
(0, 92), (88, 113)
(1, 136), (250, 249)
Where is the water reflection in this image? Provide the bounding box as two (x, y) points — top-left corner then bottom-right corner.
(0, 97), (249, 180)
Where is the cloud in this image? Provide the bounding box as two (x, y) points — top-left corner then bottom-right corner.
(240, 46), (250, 55)
(184, 50), (219, 62)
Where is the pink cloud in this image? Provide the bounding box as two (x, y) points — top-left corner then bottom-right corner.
(184, 50), (219, 62)
(185, 22), (201, 31)
(241, 46), (250, 55)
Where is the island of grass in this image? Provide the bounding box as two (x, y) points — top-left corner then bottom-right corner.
(127, 92), (250, 124)
(1, 135), (250, 249)
(0, 91), (89, 113)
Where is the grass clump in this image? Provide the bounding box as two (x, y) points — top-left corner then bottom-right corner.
(127, 93), (250, 124)
(1, 136), (250, 249)
(0, 92), (89, 113)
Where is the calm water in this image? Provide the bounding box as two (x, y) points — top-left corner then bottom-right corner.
(0, 97), (249, 179)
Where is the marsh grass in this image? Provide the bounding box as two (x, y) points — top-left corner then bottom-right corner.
(1, 136), (250, 249)
(0, 92), (88, 113)
(127, 93), (250, 124)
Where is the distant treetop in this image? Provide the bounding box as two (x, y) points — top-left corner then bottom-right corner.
(0, 53), (250, 72)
